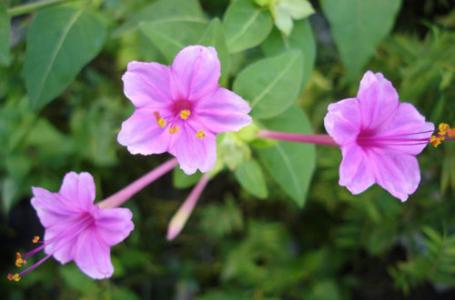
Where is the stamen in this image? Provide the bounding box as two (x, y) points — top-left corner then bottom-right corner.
(7, 273), (21, 282)
(153, 112), (167, 128)
(179, 109), (191, 120)
(32, 236), (40, 244)
(430, 135), (443, 148)
(15, 252), (27, 268)
(169, 125), (180, 134)
(195, 130), (206, 139)
(438, 123), (449, 135)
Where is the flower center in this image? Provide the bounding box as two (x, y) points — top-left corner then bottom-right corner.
(172, 100), (193, 120)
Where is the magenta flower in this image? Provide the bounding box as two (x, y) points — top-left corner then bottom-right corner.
(324, 71), (434, 201)
(118, 45), (252, 175)
(10, 172), (134, 280)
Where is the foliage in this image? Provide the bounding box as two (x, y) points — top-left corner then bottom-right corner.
(0, 0), (454, 299)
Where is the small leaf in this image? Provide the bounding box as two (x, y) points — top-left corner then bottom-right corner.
(234, 159), (268, 199)
(0, 2), (10, 65)
(321, 0), (401, 78)
(262, 20), (316, 89)
(272, 0), (314, 36)
(173, 168), (201, 189)
(257, 107), (315, 206)
(24, 5), (107, 109)
(223, 0), (273, 53)
(233, 50), (303, 119)
(199, 18), (230, 83)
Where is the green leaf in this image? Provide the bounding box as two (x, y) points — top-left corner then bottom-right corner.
(223, 0), (273, 53)
(321, 0), (401, 78)
(234, 159), (268, 199)
(23, 5), (107, 110)
(60, 264), (99, 294)
(199, 18), (230, 83)
(117, 0), (206, 34)
(262, 20), (316, 89)
(173, 168), (202, 189)
(0, 2), (10, 65)
(140, 19), (206, 63)
(233, 50), (303, 119)
(257, 107), (315, 206)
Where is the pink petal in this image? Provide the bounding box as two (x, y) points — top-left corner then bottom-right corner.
(194, 88), (252, 133)
(74, 228), (113, 279)
(370, 151), (420, 201)
(357, 71), (400, 130)
(122, 61), (172, 108)
(324, 98), (361, 145)
(44, 225), (77, 264)
(31, 187), (76, 227)
(95, 208), (134, 246)
(168, 125), (217, 175)
(59, 172), (96, 211)
(339, 145), (375, 194)
(171, 46), (220, 100)
(374, 102), (435, 155)
(117, 108), (171, 155)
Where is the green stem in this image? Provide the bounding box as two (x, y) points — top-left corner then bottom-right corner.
(8, 0), (74, 17)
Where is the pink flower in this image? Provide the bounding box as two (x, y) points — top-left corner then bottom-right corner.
(324, 71), (434, 201)
(118, 45), (252, 175)
(10, 172), (134, 280)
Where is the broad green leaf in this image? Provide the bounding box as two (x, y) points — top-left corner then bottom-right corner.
(140, 19), (206, 63)
(233, 50), (303, 119)
(117, 0), (206, 34)
(262, 20), (316, 89)
(199, 18), (230, 83)
(257, 107), (315, 206)
(173, 168), (201, 189)
(321, 0), (401, 78)
(234, 159), (268, 199)
(223, 0), (273, 53)
(2, 177), (20, 213)
(24, 5), (107, 110)
(0, 2), (10, 65)
(60, 264), (98, 294)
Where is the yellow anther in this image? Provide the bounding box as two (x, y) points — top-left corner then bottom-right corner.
(15, 252), (26, 268)
(430, 135), (442, 148)
(169, 125), (180, 134)
(32, 236), (40, 244)
(179, 109), (191, 120)
(153, 112), (167, 128)
(438, 123), (449, 135)
(7, 273), (21, 282)
(195, 130), (206, 139)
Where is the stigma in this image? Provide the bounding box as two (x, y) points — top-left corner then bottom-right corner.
(169, 125), (180, 134)
(179, 109), (191, 120)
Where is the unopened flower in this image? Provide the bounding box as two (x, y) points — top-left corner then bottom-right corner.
(8, 172), (134, 281)
(118, 45), (252, 175)
(324, 71), (434, 201)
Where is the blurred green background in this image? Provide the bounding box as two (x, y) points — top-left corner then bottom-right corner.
(1, 0), (455, 299)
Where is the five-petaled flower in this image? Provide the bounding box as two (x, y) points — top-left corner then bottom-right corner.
(324, 71), (434, 201)
(8, 172), (134, 281)
(118, 45), (252, 175)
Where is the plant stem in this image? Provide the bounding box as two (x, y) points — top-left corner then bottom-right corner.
(98, 158), (179, 209)
(258, 130), (338, 146)
(8, 0), (74, 17)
